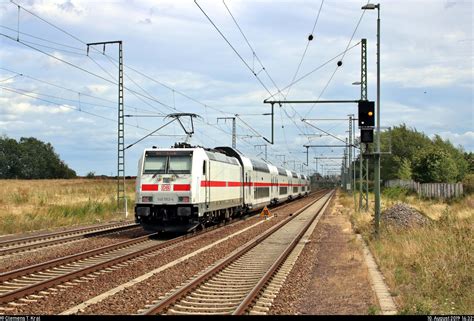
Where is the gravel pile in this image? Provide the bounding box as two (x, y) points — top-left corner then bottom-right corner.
(382, 203), (430, 228)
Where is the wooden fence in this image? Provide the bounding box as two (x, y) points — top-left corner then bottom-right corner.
(384, 179), (463, 199)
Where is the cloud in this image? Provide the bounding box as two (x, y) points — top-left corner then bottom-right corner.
(138, 18), (152, 25)
(57, 0), (83, 15)
(0, 0), (472, 176)
(436, 131), (474, 150)
(444, 1), (457, 9)
(383, 65), (472, 88)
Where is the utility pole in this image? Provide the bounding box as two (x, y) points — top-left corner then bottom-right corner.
(217, 117), (236, 148)
(348, 116), (353, 194)
(290, 160), (297, 171)
(276, 154), (286, 167)
(254, 144), (267, 160)
(87, 40), (125, 214)
(361, 3), (382, 236)
(358, 38), (369, 212)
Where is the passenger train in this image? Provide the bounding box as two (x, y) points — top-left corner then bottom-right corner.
(134, 143), (311, 232)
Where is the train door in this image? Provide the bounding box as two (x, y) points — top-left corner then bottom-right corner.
(244, 172), (249, 205)
(272, 175), (278, 199)
(247, 170), (253, 204)
(203, 160), (210, 209)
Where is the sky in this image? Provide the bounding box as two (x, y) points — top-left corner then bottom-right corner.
(0, 0), (472, 176)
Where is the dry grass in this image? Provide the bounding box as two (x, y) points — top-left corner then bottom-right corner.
(0, 179), (135, 235)
(341, 191), (473, 315)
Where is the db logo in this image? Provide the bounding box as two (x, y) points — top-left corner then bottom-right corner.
(161, 184), (171, 191)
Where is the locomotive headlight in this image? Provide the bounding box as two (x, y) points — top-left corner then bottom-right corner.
(177, 207), (191, 216)
(178, 196), (190, 203)
(142, 196), (153, 202)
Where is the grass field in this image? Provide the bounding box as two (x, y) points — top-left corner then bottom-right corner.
(339, 190), (473, 314)
(0, 179), (136, 235)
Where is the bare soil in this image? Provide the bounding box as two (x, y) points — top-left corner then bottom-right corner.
(270, 195), (379, 315)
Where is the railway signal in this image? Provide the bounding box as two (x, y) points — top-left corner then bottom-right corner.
(360, 128), (374, 143)
(358, 100), (375, 127)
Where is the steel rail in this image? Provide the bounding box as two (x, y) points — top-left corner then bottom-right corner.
(0, 190), (325, 305)
(0, 224), (141, 257)
(141, 191), (330, 315)
(0, 221), (139, 256)
(233, 190), (334, 314)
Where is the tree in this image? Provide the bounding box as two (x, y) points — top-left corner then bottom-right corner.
(464, 152), (474, 173)
(0, 136), (21, 178)
(0, 136), (76, 179)
(380, 124), (432, 180)
(431, 135), (469, 181)
(412, 147), (458, 183)
(397, 158), (412, 180)
(378, 124), (469, 183)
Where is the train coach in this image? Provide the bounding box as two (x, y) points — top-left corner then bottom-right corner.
(134, 143), (310, 232)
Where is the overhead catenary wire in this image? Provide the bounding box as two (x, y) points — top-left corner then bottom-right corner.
(194, 0), (273, 95)
(285, 0), (325, 98)
(0, 67), (160, 115)
(0, 86), (149, 131)
(0, 33), (185, 116)
(5, 1), (310, 167)
(7, 1), (251, 150)
(213, 0), (312, 143)
(265, 41), (361, 101)
(7, 2), (235, 120)
(0, 25), (86, 51)
(6, 1), (287, 162)
(0, 85), (117, 111)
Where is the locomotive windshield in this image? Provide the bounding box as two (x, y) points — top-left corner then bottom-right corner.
(143, 151), (192, 175)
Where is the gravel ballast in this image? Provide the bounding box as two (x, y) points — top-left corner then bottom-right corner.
(269, 193), (378, 315)
(0, 227), (150, 273)
(1, 195), (319, 315)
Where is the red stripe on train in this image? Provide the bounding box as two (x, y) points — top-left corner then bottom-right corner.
(201, 181), (227, 187)
(142, 184), (158, 191)
(253, 182), (272, 187)
(173, 184), (191, 191)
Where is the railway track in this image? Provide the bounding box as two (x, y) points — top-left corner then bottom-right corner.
(0, 221), (140, 256)
(0, 191), (326, 307)
(139, 190), (334, 315)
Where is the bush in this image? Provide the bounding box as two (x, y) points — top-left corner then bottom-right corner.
(382, 186), (412, 200)
(462, 173), (474, 194)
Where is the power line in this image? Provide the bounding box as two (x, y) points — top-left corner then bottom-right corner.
(218, 0), (311, 142)
(0, 24), (86, 51)
(0, 86), (149, 131)
(303, 66), (338, 118)
(6, 1), (261, 148)
(5, 1), (325, 166)
(265, 41), (361, 101)
(0, 67), (160, 115)
(285, 0), (325, 98)
(0, 85), (117, 110)
(194, 0), (273, 95)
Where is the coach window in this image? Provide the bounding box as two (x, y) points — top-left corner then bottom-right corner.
(203, 161), (207, 175)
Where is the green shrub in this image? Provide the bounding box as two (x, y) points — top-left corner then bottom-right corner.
(382, 186), (412, 200)
(462, 173), (474, 194)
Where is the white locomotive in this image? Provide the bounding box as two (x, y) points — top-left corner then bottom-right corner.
(134, 143), (311, 232)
